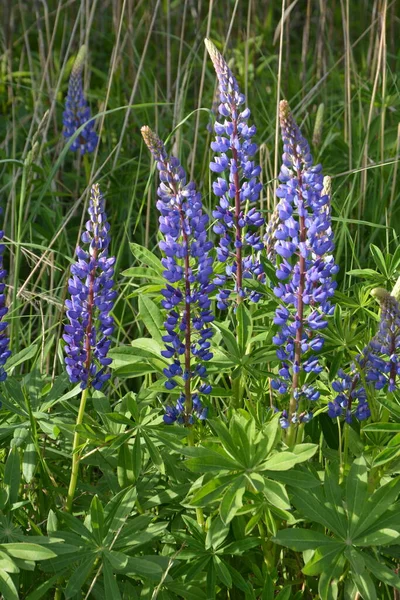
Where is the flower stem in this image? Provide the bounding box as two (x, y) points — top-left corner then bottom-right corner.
(187, 429), (204, 528)
(65, 387), (89, 512)
(232, 134), (243, 304)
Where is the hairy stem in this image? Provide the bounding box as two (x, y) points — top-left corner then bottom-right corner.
(65, 387), (89, 513)
(231, 125), (243, 304)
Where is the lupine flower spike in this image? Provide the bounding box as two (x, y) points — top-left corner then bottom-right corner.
(141, 126), (214, 425)
(63, 45), (98, 154)
(272, 101), (338, 424)
(64, 184), (116, 390)
(205, 39), (264, 308)
(0, 222), (10, 381)
(329, 288), (400, 423)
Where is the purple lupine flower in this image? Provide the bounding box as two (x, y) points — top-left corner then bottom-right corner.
(329, 288), (400, 423)
(366, 288), (400, 392)
(329, 368), (370, 423)
(272, 102), (338, 420)
(63, 184), (116, 390)
(0, 225), (10, 381)
(63, 45), (98, 154)
(205, 39), (264, 308)
(141, 126), (214, 425)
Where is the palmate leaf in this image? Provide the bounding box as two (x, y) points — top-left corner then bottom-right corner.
(352, 476), (400, 539)
(290, 487), (346, 539)
(273, 528), (336, 551)
(362, 553), (400, 590)
(317, 551), (346, 600)
(302, 544), (345, 576)
(103, 558), (123, 600)
(219, 475), (246, 524)
(346, 456), (368, 537)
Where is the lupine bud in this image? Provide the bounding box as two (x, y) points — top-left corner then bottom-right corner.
(0, 223), (10, 382)
(63, 45), (98, 154)
(272, 101), (338, 420)
(64, 184), (116, 389)
(141, 126), (214, 425)
(205, 39), (264, 307)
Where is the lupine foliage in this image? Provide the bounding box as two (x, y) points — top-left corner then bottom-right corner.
(1, 3), (400, 599)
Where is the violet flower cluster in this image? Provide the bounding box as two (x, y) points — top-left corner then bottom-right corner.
(64, 184), (116, 390)
(205, 39), (264, 308)
(141, 126), (214, 425)
(0, 226), (10, 382)
(271, 101), (338, 421)
(63, 45), (98, 155)
(328, 288), (399, 422)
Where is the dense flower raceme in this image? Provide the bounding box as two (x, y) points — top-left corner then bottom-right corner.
(63, 45), (98, 154)
(271, 101), (338, 423)
(64, 184), (116, 390)
(328, 288), (400, 422)
(205, 39), (264, 308)
(141, 126), (214, 425)
(0, 225), (10, 382)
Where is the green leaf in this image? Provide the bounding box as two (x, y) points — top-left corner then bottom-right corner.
(209, 418), (244, 463)
(302, 543), (345, 576)
(205, 516), (230, 551)
(219, 475), (246, 524)
(103, 557), (122, 600)
(213, 555), (232, 588)
(273, 528), (336, 551)
(213, 322), (240, 358)
(236, 303), (252, 352)
(353, 570), (377, 600)
(139, 295), (164, 344)
(324, 465), (347, 538)
(22, 442), (36, 483)
(292, 443), (318, 463)
(5, 344), (38, 372)
(104, 549), (163, 580)
(0, 568), (19, 600)
(291, 487), (346, 538)
(363, 423), (400, 432)
(362, 553), (400, 591)
(129, 243), (163, 273)
(117, 443), (135, 488)
(354, 476), (400, 538)
(25, 575), (60, 600)
(64, 554), (96, 598)
(185, 448), (243, 473)
(370, 244), (388, 276)
(261, 451), (298, 471)
(346, 456), (368, 536)
(190, 475), (234, 507)
(90, 496), (104, 544)
(132, 434), (142, 481)
(142, 431), (165, 474)
(267, 467), (321, 489)
(4, 447), (21, 505)
(263, 479), (291, 510)
(0, 543), (57, 561)
(354, 528), (399, 546)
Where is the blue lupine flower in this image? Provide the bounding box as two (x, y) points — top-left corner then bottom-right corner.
(366, 288), (400, 392)
(205, 39), (264, 307)
(0, 226), (10, 381)
(329, 288), (400, 423)
(64, 184), (116, 389)
(329, 368), (370, 423)
(141, 126), (214, 424)
(63, 46), (98, 154)
(271, 101), (338, 417)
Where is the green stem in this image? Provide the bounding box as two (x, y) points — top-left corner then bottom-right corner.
(65, 387), (89, 513)
(187, 429), (205, 529)
(338, 417), (343, 481)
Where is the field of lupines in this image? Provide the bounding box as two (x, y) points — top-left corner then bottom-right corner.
(1, 1), (400, 598)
